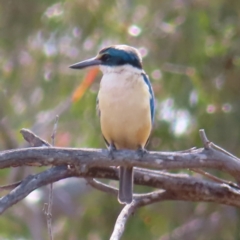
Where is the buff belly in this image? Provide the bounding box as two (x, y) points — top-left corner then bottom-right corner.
(98, 72), (152, 150)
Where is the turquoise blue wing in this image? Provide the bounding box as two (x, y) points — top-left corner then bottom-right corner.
(141, 72), (155, 124)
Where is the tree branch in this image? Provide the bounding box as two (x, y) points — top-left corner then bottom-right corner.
(85, 178), (118, 196)
(0, 166), (70, 214)
(1, 163), (240, 215)
(110, 190), (175, 240)
(1, 141), (240, 181)
(1, 128), (240, 240)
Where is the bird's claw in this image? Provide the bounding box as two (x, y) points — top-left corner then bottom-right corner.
(108, 143), (116, 160)
(137, 147), (148, 158)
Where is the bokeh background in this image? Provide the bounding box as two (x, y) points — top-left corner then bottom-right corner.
(1, 0), (240, 239)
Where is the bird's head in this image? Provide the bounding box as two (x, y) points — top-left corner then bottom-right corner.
(70, 45), (143, 71)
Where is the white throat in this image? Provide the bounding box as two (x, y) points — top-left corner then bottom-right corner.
(98, 63), (149, 103)
(99, 64), (143, 75)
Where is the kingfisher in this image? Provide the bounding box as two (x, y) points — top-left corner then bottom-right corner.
(70, 45), (155, 204)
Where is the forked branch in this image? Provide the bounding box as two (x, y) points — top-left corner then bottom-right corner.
(0, 129), (240, 240)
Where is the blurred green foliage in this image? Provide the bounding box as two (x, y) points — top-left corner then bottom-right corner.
(1, 0), (240, 239)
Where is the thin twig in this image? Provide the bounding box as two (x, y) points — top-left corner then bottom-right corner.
(199, 129), (210, 149)
(51, 115), (59, 146)
(20, 129), (50, 147)
(176, 147), (197, 153)
(0, 181), (22, 191)
(199, 129), (239, 160)
(210, 142), (240, 160)
(85, 178), (118, 196)
(189, 168), (240, 189)
(46, 115), (59, 240)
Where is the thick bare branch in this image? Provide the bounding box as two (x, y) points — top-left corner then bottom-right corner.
(0, 166), (71, 214)
(1, 165), (240, 215)
(1, 144), (240, 182)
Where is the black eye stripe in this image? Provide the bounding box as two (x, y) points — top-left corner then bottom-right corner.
(101, 54), (110, 61)
(98, 47), (142, 69)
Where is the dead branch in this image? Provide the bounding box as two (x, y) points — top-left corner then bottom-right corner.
(110, 190), (175, 240)
(1, 135), (240, 182)
(1, 128), (240, 240)
(1, 160), (240, 215)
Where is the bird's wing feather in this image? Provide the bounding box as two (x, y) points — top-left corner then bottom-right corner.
(141, 72), (155, 124)
(97, 97), (110, 146)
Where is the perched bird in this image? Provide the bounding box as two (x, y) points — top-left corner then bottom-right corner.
(70, 45), (155, 204)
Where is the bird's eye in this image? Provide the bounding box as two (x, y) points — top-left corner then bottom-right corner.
(101, 54), (110, 61)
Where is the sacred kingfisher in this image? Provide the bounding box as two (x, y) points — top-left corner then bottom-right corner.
(70, 45), (155, 204)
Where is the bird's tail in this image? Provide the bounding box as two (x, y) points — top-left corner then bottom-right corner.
(118, 166), (133, 204)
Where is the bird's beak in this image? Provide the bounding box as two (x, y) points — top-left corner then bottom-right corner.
(69, 57), (102, 70)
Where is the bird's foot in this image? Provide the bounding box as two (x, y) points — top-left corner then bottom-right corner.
(137, 146), (148, 158)
(108, 143), (116, 160)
